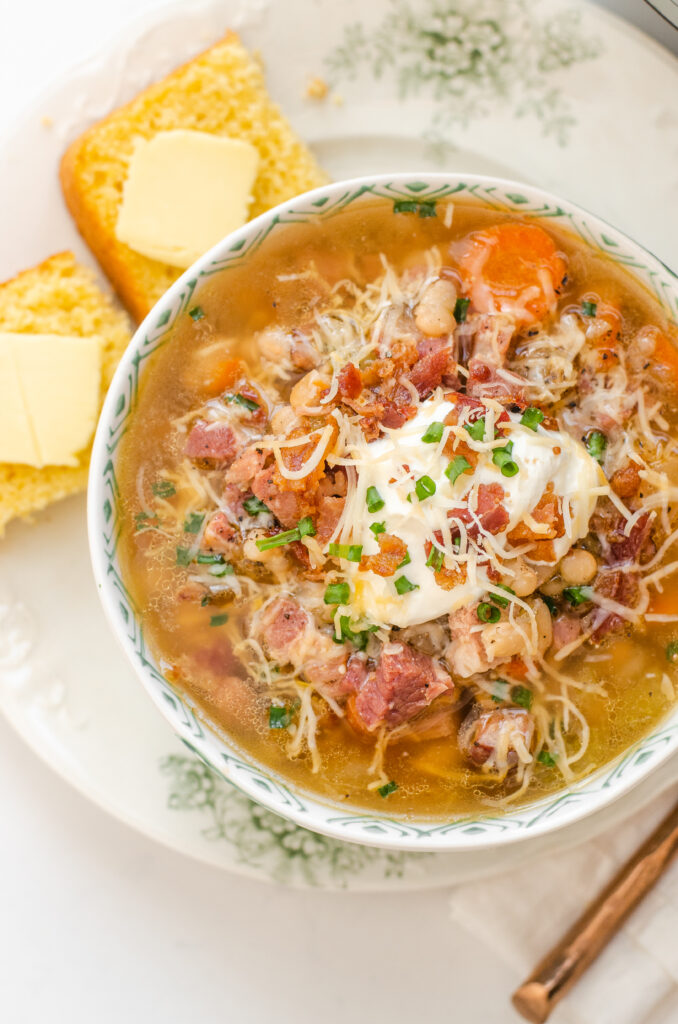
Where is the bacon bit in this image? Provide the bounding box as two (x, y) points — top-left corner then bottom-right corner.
(405, 347), (450, 398)
(423, 540), (467, 590)
(315, 495), (345, 544)
(553, 446), (561, 455)
(452, 482), (510, 537)
(360, 533), (409, 577)
(587, 569), (640, 641)
(466, 358), (528, 406)
(593, 504), (654, 566)
(527, 540), (558, 563)
(337, 362), (362, 400)
(508, 485), (564, 543)
(274, 419), (339, 493)
(610, 462), (641, 499)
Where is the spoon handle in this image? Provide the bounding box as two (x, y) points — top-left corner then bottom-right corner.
(512, 800), (678, 1024)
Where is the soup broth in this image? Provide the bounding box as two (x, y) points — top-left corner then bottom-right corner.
(117, 196), (678, 817)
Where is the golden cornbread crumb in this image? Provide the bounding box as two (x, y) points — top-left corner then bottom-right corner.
(0, 252), (131, 536)
(60, 31), (329, 323)
(306, 76), (329, 101)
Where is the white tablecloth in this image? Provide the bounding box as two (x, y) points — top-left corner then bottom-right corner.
(1, 3), (676, 1022)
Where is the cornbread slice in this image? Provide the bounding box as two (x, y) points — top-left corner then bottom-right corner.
(0, 252), (131, 536)
(60, 31), (329, 323)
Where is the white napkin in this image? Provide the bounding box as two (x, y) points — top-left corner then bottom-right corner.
(449, 784), (678, 1024)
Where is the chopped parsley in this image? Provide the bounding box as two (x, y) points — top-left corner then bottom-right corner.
(329, 542), (363, 562)
(454, 297), (470, 323)
(585, 430), (607, 464)
(243, 496), (269, 516)
(520, 407), (545, 432)
(464, 417), (486, 442)
(492, 440), (519, 477)
(395, 575), (419, 595)
(490, 584), (515, 609)
(183, 512), (205, 534)
(366, 486), (385, 513)
(537, 750), (557, 767)
(188, 305), (205, 321)
(370, 522), (386, 536)
(422, 421), (444, 444)
(415, 475), (436, 501)
(477, 602), (501, 623)
(226, 392), (260, 412)
(378, 780), (398, 798)
(134, 511), (158, 532)
(152, 480), (176, 498)
(445, 455), (472, 484)
(324, 582), (350, 605)
(175, 546), (193, 567)
(581, 300), (598, 317)
(269, 702), (297, 729)
(426, 546), (444, 572)
(666, 641), (678, 664)
(209, 613), (229, 627)
(512, 685), (533, 710)
(563, 585), (594, 606)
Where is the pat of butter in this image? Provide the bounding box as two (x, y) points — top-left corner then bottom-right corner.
(115, 130), (259, 269)
(0, 332), (101, 467)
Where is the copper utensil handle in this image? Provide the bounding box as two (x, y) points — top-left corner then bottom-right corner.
(512, 800), (678, 1024)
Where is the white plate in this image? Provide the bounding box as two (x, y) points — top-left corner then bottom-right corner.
(2, 0), (678, 890)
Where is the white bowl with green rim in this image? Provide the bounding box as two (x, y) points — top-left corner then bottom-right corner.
(88, 172), (678, 852)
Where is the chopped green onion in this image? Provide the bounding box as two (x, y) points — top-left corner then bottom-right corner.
(324, 582), (350, 605)
(585, 430), (607, 464)
(297, 516), (316, 538)
(329, 542), (363, 562)
(370, 522), (386, 536)
(492, 440), (519, 477)
(152, 480), (176, 498)
(520, 407), (545, 431)
(243, 496), (269, 516)
(426, 546), (444, 572)
(512, 685), (533, 710)
(366, 486), (385, 513)
(175, 546), (192, 567)
(395, 575), (419, 595)
(422, 421), (444, 444)
(397, 550), (411, 569)
(256, 528), (301, 551)
(581, 300), (598, 317)
(666, 641), (678, 664)
(542, 593), (559, 617)
(378, 780), (398, 798)
(490, 584), (515, 609)
(454, 297), (470, 323)
(333, 616), (377, 651)
(197, 552), (225, 564)
(183, 512), (205, 534)
(563, 585), (593, 606)
(209, 613), (229, 627)
(134, 511), (157, 532)
(445, 455), (472, 484)
(415, 475), (436, 501)
(537, 750), (557, 767)
(490, 679), (511, 703)
(269, 703), (295, 729)
(208, 563), (234, 577)
(477, 602), (501, 623)
(227, 392), (260, 412)
(188, 305), (205, 321)
(464, 417), (486, 442)
(200, 594), (211, 607)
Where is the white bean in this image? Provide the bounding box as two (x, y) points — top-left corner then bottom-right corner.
(414, 278), (457, 337)
(560, 549), (598, 586)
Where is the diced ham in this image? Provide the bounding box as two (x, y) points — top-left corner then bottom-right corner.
(224, 445), (267, 486)
(185, 421), (242, 464)
(551, 614), (582, 652)
(446, 598), (552, 677)
(593, 508), (654, 567)
(253, 596), (348, 692)
(587, 569), (640, 640)
(352, 643), (453, 731)
(445, 606), (490, 677)
(458, 313), (515, 368)
(466, 359), (528, 405)
(202, 511), (238, 553)
(458, 704), (535, 772)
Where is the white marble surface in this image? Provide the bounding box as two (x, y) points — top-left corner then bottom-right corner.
(1, 3), (677, 1022)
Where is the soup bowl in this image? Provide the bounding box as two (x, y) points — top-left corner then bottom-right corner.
(88, 172), (678, 852)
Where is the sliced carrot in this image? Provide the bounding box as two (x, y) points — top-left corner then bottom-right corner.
(457, 221), (566, 327)
(652, 333), (678, 385)
(204, 356), (246, 394)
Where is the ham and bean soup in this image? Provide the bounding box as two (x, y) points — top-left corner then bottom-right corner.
(117, 198), (678, 816)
